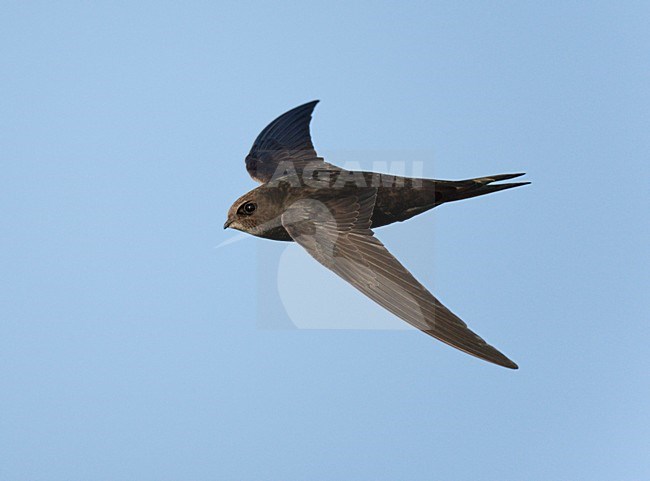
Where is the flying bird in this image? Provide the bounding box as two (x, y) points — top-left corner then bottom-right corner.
(224, 101), (528, 369)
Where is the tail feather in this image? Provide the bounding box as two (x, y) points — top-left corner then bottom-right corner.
(472, 172), (526, 183)
(436, 173), (530, 204)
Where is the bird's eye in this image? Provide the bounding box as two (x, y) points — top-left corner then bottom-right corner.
(242, 202), (257, 215)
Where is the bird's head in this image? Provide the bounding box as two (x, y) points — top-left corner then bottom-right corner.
(224, 186), (286, 237)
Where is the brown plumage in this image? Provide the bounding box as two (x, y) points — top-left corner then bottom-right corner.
(225, 100), (528, 369)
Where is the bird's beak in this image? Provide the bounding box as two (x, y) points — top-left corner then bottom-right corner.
(223, 218), (233, 230)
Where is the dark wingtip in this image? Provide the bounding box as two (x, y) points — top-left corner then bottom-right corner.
(488, 352), (518, 369)
(282, 100), (320, 120)
(503, 359), (519, 369)
(298, 99), (320, 110)
(273, 100), (320, 122)
(487, 350), (519, 369)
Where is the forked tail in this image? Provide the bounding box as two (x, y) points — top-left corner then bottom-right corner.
(435, 173), (530, 205)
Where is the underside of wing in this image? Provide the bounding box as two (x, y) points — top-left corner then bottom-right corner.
(245, 100), (336, 183)
(280, 189), (518, 369)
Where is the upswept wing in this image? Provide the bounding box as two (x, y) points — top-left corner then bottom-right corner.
(245, 100), (335, 183)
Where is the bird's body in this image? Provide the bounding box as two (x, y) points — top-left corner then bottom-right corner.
(225, 100), (528, 369)
(231, 169), (528, 241)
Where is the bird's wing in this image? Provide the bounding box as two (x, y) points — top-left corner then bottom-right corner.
(245, 100), (336, 184)
(280, 188), (518, 369)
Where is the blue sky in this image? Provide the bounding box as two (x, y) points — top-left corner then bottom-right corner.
(1, 1), (649, 480)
